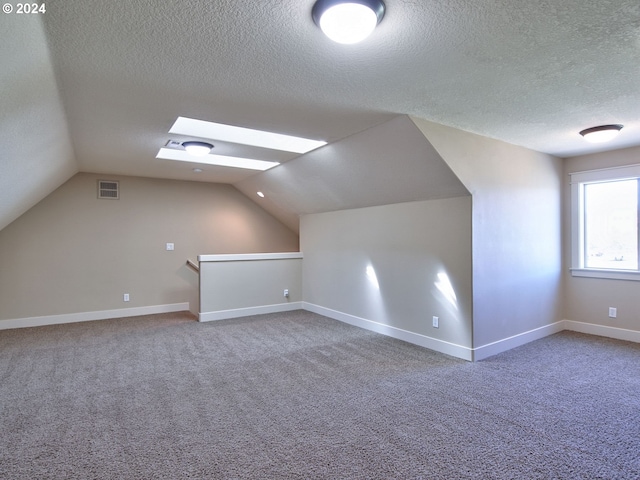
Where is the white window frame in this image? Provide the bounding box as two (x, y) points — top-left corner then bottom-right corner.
(570, 164), (640, 281)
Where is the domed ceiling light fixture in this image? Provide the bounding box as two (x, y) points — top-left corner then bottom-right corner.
(579, 124), (623, 144)
(182, 141), (213, 156)
(312, 0), (385, 44)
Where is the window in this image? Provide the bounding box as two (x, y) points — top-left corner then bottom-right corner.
(570, 164), (640, 280)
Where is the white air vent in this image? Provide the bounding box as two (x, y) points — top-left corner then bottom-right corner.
(98, 180), (119, 199)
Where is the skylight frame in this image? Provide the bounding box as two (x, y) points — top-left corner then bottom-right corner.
(169, 117), (327, 154)
(156, 148), (280, 171)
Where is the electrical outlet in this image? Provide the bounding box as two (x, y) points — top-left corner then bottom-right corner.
(124, 293), (130, 302)
(166, 243), (175, 251)
(608, 307), (617, 318)
(432, 316), (439, 328)
(284, 289), (289, 298)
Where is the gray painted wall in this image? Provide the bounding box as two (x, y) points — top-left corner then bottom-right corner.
(411, 117), (564, 348)
(563, 145), (640, 332)
(301, 197), (473, 349)
(0, 173), (299, 321)
(200, 257), (302, 315)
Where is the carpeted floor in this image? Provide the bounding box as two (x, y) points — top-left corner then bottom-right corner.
(0, 310), (638, 479)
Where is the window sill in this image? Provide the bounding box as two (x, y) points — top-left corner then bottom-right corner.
(570, 268), (640, 281)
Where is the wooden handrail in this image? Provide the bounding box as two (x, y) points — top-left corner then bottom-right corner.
(186, 259), (199, 273)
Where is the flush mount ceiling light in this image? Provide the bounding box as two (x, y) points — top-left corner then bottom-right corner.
(579, 124), (623, 144)
(182, 141), (213, 156)
(312, 0), (385, 44)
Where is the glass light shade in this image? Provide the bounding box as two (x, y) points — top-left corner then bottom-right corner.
(319, 3), (379, 44)
(183, 141), (213, 156)
(579, 125), (623, 144)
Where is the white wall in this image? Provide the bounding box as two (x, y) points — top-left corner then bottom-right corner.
(563, 145), (640, 335)
(411, 117), (564, 355)
(301, 197), (473, 359)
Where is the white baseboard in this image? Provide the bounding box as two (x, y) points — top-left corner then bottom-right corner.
(471, 321), (565, 361)
(0, 303), (190, 331)
(199, 302), (303, 322)
(562, 319), (640, 344)
(302, 302), (473, 361)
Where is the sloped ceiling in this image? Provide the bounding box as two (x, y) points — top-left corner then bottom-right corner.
(0, 15), (76, 232)
(235, 115), (469, 231)
(2, 0), (640, 232)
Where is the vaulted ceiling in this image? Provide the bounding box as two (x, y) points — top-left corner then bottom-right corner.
(1, 0), (639, 232)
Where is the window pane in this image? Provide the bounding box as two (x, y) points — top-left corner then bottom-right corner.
(584, 179), (638, 270)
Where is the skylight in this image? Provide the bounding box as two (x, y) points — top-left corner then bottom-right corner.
(156, 148), (279, 171)
(169, 117), (326, 154)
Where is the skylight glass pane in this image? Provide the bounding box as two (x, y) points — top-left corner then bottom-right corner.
(169, 117), (326, 154)
(584, 179), (638, 270)
(156, 148), (279, 171)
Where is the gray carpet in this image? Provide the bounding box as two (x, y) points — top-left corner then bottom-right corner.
(0, 310), (638, 479)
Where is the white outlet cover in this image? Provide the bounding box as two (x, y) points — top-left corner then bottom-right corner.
(166, 243), (175, 251)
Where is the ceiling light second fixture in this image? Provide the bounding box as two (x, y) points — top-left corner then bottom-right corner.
(182, 141), (213, 156)
(579, 124), (623, 144)
(312, 0), (385, 44)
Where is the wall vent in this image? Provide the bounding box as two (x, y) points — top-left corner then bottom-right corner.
(98, 180), (119, 199)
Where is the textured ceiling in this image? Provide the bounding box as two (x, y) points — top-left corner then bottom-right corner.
(42, 0), (640, 162)
(2, 0), (640, 231)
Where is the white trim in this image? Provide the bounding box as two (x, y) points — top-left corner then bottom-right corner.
(571, 266), (640, 280)
(569, 165), (640, 274)
(570, 268), (640, 281)
(199, 302), (303, 322)
(0, 303), (190, 331)
(198, 252), (303, 262)
(563, 319), (640, 344)
(570, 178), (584, 269)
(302, 302), (473, 361)
(303, 303), (570, 361)
(569, 163), (640, 182)
(472, 321), (565, 361)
